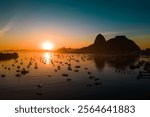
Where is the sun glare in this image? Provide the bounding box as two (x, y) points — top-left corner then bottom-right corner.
(42, 41), (54, 50)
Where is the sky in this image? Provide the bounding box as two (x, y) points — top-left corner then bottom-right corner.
(0, 0), (150, 50)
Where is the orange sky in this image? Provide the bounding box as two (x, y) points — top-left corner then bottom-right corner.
(0, 31), (150, 50)
(0, 31), (92, 50)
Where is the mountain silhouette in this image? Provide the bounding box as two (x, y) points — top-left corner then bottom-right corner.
(57, 34), (141, 54)
(106, 36), (140, 53)
(76, 34), (107, 53)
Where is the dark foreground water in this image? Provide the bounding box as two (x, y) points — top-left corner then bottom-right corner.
(0, 51), (150, 100)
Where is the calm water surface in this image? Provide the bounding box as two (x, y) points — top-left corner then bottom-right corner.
(0, 51), (150, 99)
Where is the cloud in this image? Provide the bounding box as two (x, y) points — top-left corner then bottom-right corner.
(101, 32), (119, 35)
(0, 21), (14, 37)
(102, 28), (150, 36)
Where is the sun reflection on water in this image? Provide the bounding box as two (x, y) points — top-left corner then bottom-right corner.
(43, 52), (51, 64)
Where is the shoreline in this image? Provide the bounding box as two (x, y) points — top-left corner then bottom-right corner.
(0, 53), (19, 61)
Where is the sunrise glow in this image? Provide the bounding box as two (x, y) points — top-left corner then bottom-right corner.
(42, 41), (54, 50)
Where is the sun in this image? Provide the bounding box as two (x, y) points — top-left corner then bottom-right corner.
(42, 41), (54, 50)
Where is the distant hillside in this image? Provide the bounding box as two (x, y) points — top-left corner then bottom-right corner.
(0, 53), (18, 60)
(141, 48), (150, 55)
(56, 34), (141, 54)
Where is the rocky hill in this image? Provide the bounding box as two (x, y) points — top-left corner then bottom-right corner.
(57, 34), (141, 54)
